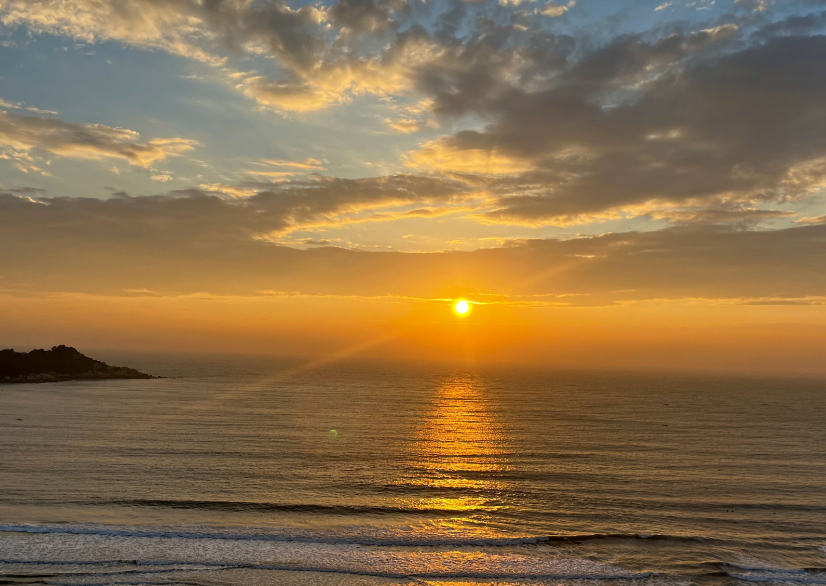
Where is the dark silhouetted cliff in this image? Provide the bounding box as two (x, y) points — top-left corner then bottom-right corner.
(0, 345), (159, 384)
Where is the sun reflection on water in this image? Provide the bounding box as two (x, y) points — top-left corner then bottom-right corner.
(397, 374), (511, 531)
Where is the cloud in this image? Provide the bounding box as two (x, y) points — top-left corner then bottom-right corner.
(796, 215), (826, 224)
(385, 118), (423, 133)
(405, 33), (826, 226)
(643, 206), (798, 225)
(0, 110), (197, 168)
(297, 238), (334, 246)
(0, 97), (57, 115)
(539, 0), (575, 17)
(752, 10), (826, 39)
(406, 137), (535, 174)
(260, 158), (325, 170)
(0, 0), (226, 65)
(0, 0), (571, 114)
(229, 27), (444, 112)
(327, 0), (405, 36)
(3, 0), (826, 233)
(244, 170), (301, 179)
(0, 174), (469, 245)
(199, 183), (260, 198)
(234, 74), (346, 113)
(0, 0), (444, 113)
(735, 0), (770, 13)
(2, 188), (825, 304)
(1, 186), (46, 194)
(0, 0), (327, 111)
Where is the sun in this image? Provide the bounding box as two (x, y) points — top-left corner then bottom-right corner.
(453, 299), (471, 316)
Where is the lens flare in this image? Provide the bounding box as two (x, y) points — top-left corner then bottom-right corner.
(454, 300), (471, 315)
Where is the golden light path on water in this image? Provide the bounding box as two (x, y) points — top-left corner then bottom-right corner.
(395, 374), (511, 536)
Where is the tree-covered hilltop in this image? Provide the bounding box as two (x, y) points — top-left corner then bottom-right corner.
(0, 345), (159, 384)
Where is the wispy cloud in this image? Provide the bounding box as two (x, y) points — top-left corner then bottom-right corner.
(0, 110), (196, 168)
(0, 97), (57, 115)
(259, 158), (325, 170)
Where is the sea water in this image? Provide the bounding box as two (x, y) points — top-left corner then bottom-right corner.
(1, 353), (825, 585)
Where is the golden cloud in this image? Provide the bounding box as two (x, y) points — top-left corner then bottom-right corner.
(0, 111), (197, 167)
(405, 139), (535, 175)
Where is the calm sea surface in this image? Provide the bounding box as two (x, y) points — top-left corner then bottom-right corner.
(1, 353), (825, 585)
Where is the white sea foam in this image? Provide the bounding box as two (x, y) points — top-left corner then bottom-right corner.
(0, 522), (697, 547)
(0, 525), (648, 580)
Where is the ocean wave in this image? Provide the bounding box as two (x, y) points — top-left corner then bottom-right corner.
(720, 562), (812, 573)
(92, 498), (495, 516)
(714, 562), (826, 584)
(725, 573), (826, 584)
(7, 523), (823, 583)
(0, 523), (707, 547)
(0, 523), (662, 581)
(0, 558), (655, 580)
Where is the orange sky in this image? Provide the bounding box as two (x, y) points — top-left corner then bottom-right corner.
(3, 289), (826, 374)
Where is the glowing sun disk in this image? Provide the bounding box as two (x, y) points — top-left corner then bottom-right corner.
(454, 299), (470, 315)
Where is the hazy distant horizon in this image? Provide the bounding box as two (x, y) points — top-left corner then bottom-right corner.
(5, 343), (826, 379)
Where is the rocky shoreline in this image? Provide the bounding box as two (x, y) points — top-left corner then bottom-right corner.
(1, 345), (161, 384)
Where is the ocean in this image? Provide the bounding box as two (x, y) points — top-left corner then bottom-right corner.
(1, 352), (825, 586)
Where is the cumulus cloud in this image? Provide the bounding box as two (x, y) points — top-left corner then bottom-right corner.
(327, 0), (406, 36)
(0, 110), (197, 168)
(234, 74), (346, 113)
(0, 0), (574, 114)
(404, 33), (826, 226)
(0, 0), (226, 65)
(0, 0), (435, 113)
(233, 26), (447, 112)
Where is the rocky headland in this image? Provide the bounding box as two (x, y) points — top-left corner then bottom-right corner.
(0, 345), (160, 384)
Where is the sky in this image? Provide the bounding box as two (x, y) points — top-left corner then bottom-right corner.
(1, 0), (826, 372)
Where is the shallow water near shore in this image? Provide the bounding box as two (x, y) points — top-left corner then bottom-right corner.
(1, 353), (825, 585)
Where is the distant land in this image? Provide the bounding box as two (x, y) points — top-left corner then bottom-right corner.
(0, 345), (160, 384)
